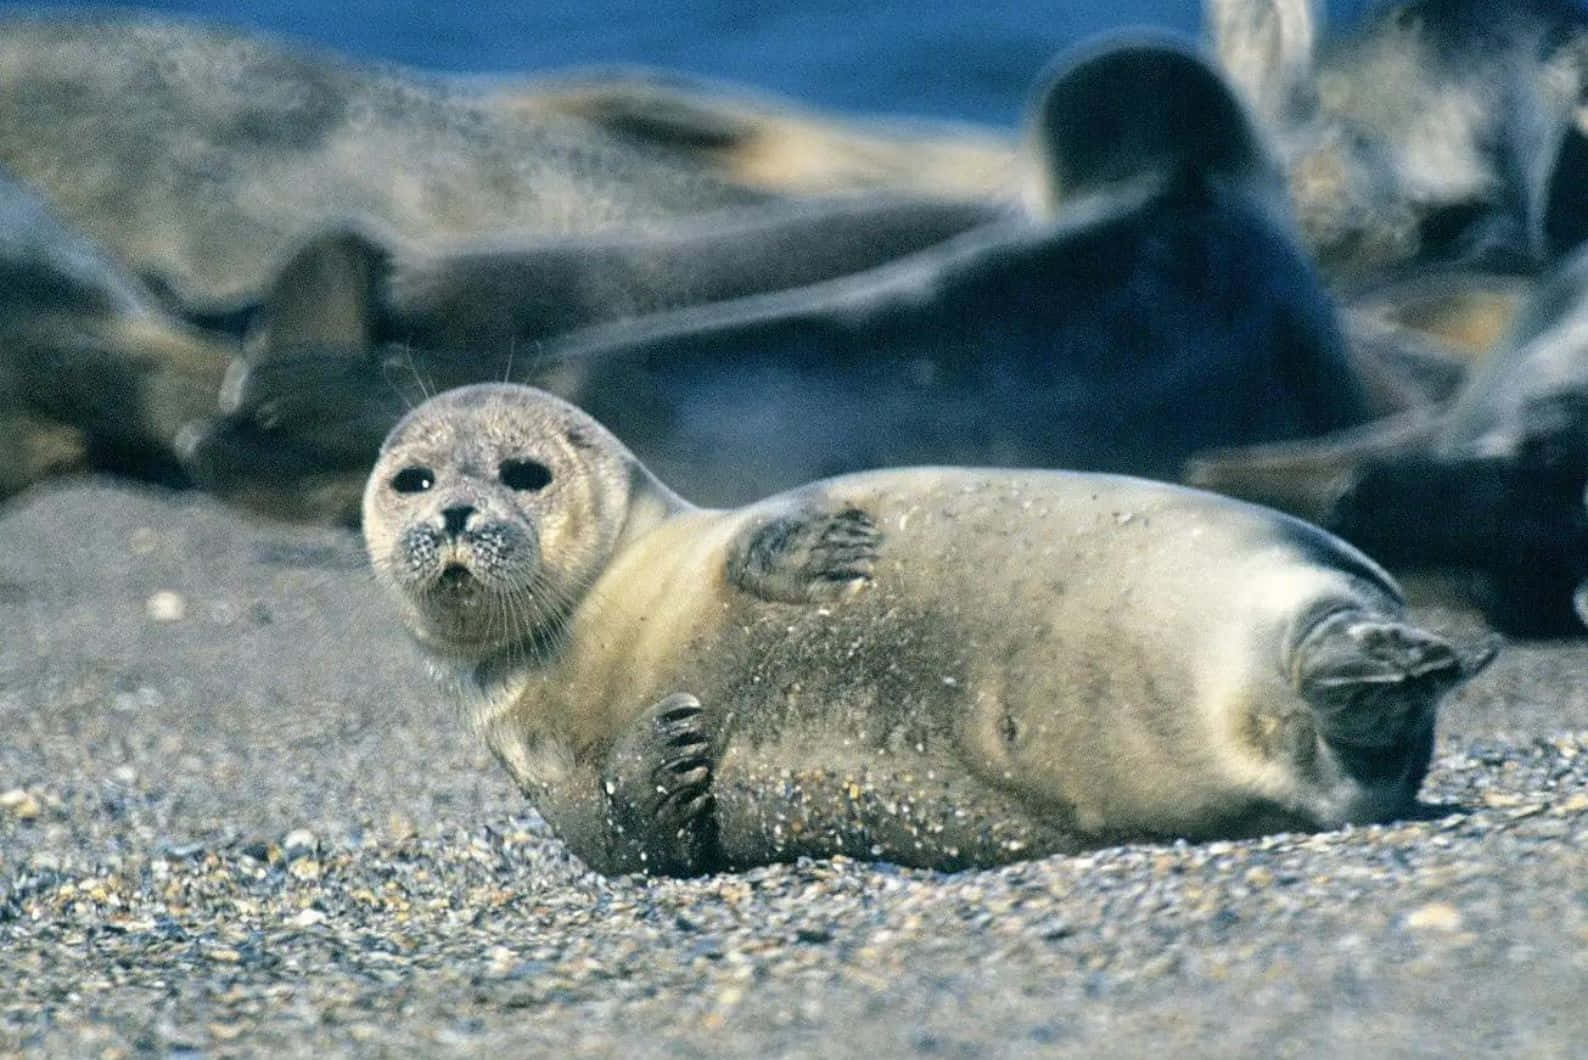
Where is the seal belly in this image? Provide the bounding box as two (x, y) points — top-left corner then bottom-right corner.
(564, 468), (1390, 845)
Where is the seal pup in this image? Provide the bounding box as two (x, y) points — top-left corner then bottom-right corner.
(189, 34), (1378, 520)
(362, 383), (1491, 876)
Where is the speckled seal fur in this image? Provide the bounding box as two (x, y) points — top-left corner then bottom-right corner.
(362, 383), (1493, 876)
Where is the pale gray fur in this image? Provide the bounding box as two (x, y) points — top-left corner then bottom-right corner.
(1209, 0), (1588, 283)
(0, 11), (772, 306)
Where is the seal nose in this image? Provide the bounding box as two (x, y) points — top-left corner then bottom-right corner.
(441, 504), (475, 537)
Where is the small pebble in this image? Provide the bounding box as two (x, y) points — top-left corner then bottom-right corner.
(145, 591), (186, 623)
(283, 829), (318, 857)
(0, 787), (41, 820)
(289, 908), (327, 928)
(1405, 902), (1465, 932)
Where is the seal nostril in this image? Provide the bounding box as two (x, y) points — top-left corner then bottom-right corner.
(442, 505), (474, 536)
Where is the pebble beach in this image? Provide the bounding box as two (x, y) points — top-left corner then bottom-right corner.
(3, 479), (1586, 1056)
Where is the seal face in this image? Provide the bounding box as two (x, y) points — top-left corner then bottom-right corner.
(365, 383), (1493, 878)
(363, 385), (654, 661)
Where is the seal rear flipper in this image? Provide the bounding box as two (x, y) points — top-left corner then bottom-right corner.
(1204, 0), (1317, 129)
(727, 504), (881, 604)
(246, 222), (395, 362)
(600, 692), (721, 877)
(1291, 609), (1496, 781)
(1027, 32), (1275, 216)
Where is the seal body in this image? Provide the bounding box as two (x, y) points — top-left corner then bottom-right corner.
(363, 384), (1487, 875)
(492, 471), (1432, 867)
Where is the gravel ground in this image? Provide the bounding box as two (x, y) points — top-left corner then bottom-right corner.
(3, 478), (1587, 1057)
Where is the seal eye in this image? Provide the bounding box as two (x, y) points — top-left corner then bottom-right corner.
(391, 467), (434, 494)
(499, 458), (552, 492)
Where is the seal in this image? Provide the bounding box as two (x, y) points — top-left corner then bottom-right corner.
(0, 10), (773, 307)
(362, 383), (1493, 876)
(192, 34), (1382, 521)
(175, 191), (1003, 522)
(1210, 0), (1588, 282)
(0, 169), (234, 500)
(238, 193), (1007, 371)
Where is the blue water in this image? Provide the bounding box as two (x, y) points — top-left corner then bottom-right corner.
(8, 0), (1386, 126)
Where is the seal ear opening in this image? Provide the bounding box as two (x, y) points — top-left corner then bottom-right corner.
(247, 222), (395, 358)
(1025, 34), (1272, 215)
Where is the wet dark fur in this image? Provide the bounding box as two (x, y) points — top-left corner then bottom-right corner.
(189, 36), (1368, 516)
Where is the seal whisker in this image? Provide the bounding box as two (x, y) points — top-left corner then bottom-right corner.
(400, 339), (434, 402)
(379, 355), (418, 413)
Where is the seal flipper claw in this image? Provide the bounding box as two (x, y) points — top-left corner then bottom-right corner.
(602, 692), (721, 876)
(729, 504), (881, 604)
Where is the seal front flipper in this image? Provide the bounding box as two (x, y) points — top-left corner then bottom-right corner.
(727, 503), (881, 604)
(601, 692), (721, 876)
(1291, 609), (1496, 783)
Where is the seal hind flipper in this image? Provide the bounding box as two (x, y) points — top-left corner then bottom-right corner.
(248, 223), (394, 358)
(601, 692), (721, 876)
(1028, 32), (1274, 215)
(1204, 0), (1318, 128)
(728, 504), (881, 604)
(1291, 610), (1494, 780)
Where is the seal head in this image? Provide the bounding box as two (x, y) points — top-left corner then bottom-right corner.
(362, 383), (675, 661)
